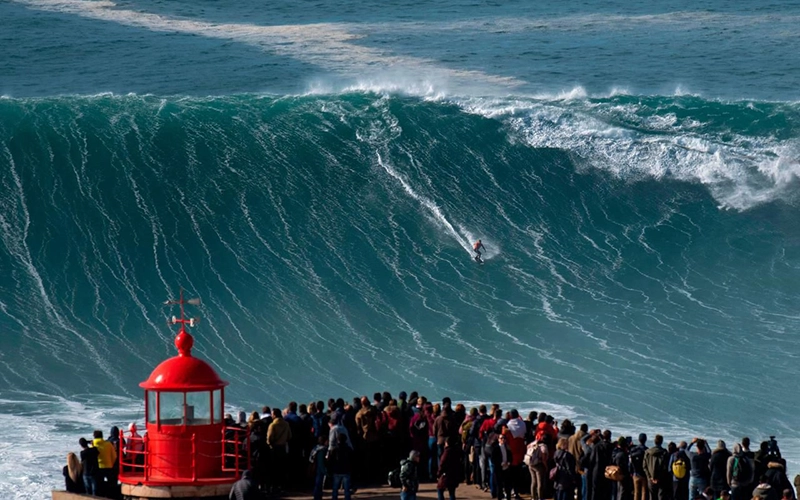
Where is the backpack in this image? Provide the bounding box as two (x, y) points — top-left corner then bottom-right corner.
(388, 467), (401, 488)
(526, 443), (548, 467)
(731, 456), (751, 483)
(672, 455), (688, 480)
(484, 430), (499, 454)
(630, 446), (645, 474)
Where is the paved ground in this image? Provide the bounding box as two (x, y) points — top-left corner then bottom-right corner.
(283, 483), (517, 500)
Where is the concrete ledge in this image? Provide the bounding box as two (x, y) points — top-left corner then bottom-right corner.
(121, 483), (232, 498)
(53, 492), (104, 500)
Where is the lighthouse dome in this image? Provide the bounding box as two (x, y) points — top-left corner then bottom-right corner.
(140, 355), (228, 391)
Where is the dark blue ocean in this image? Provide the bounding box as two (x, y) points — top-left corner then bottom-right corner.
(2, 0), (800, 497)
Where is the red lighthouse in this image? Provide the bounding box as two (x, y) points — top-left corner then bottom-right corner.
(119, 292), (248, 499)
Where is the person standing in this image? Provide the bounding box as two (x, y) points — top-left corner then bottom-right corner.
(727, 444), (754, 500)
(267, 408), (292, 494)
(569, 424), (589, 500)
(644, 435), (672, 500)
(527, 438), (550, 500)
(554, 438), (578, 500)
(92, 430), (117, 496)
(400, 451), (422, 500)
(630, 434), (649, 500)
(329, 434), (353, 500)
(79, 438), (99, 496)
(437, 438), (463, 500)
(588, 430), (614, 500)
(613, 437), (633, 500)
(709, 441), (732, 499)
(670, 442), (691, 500)
(687, 438), (711, 500)
(493, 434), (514, 500)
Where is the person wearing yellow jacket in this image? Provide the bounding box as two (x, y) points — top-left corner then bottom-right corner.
(92, 430), (117, 495)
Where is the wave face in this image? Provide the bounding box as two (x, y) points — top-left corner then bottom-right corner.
(1, 92), (800, 495)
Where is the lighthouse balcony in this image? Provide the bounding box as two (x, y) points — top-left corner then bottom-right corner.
(119, 426), (250, 487)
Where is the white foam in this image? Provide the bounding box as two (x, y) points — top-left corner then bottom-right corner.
(376, 153), (477, 256)
(456, 96), (800, 210)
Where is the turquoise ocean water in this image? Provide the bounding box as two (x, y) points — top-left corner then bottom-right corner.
(1, 0), (800, 497)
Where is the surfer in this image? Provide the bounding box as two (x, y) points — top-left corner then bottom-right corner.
(473, 239), (486, 263)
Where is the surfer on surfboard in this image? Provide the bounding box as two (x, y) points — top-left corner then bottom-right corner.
(473, 239), (486, 263)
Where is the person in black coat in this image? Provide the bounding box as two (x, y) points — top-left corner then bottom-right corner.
(79, 437), (100, 496)
(554, 438), (578, 500)
(229, 470), (260, 500)
(613, 438), (633, 500)
(588, 430), (614, 500)
(710, 441), (732, 498)
(491, 434), (513, 500)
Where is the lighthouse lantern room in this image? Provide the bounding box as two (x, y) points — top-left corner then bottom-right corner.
(119, 292), (248, 499)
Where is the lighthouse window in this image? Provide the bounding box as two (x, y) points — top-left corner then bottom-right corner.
(185, 391), (211, 425)
(213, 389), (222, 424)
(159, 392), (185, 425)
(147, 391), (157, 424)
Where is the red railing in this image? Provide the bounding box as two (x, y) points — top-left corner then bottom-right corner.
(221, 425), (250, 473)
(118, 426), (250, 485)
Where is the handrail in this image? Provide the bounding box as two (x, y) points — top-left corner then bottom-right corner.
(118, 426), (250, 484)
(221, 425), (250, 474)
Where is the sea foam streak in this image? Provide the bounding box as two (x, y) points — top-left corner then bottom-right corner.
(12, 0), (524, 93)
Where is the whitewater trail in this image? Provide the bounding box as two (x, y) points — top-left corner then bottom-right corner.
(376, 152), (498, 261)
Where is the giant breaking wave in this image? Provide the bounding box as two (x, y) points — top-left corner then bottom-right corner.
(1, 92), (799, 497)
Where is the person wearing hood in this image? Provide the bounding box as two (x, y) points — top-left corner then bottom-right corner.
(643, 434), (671, 500)
(753, 475), (779, 500)
(727, 443), (754, 500)
(229, 469), (259, 500)
(763, 460), (793, 498)
(710, 441), (732, 498)
(108, 426), (123, 467)
(401, 450), (422, 500)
